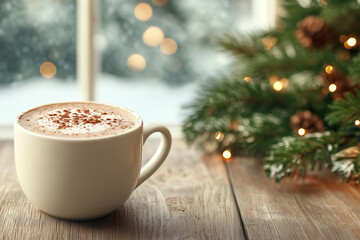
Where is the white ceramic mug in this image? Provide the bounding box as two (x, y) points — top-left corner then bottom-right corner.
(14, 102), (172, 220)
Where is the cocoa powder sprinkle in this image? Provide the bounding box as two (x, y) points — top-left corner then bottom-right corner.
(29, 107), (136, 136)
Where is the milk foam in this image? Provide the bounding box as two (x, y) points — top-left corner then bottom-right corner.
(18, 103), (141, 138)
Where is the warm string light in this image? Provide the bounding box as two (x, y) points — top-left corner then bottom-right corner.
(243, 76), (251, 82)
(325, 65), (334, 74)
(262, 36), (278, 50)
(214, 131), (224, 141)
(273, 81), (283, 91)
(344, 37), (357, 49)
(270, 76), (289, 92)
(298, 128), (306, 136)
(222, 149), (232, 160)
(355, 120), (360, 126)
(329, 83), (337, 92)
(347, 37), (357, 47)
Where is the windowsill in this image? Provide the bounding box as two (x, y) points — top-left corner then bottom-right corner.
(0, 124), (183, 140)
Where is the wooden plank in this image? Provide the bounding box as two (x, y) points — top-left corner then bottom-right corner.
(0, 140), (245, 239)
(226, 155), (360, 240)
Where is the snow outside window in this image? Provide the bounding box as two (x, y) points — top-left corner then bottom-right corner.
(0, 0), (273, 127)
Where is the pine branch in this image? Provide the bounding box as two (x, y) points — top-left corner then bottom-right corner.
(325, 89), (360, 126)
(321, 0), (360, 34)
(237, 44), (335, 80)
(217, 33), (264, 58)
(183, 77), (314, 144)
(240, 113), (292, 153)
(332, 146), (360, 183)
(264, 132), (336, 182)
(348, 55), (360, 83)
(182, 0), (360, 184)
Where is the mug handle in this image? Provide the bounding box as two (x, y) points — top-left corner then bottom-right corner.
(136, 123), (172, 188)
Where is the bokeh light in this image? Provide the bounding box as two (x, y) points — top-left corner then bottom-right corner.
(347, 37), (357, 47)
(344, 37), (357, 49)
(325, 65), (333, 74)
(152, 0), (168, 7)
(127, 54), (146, 72)
(40, 61), (56, 79)
(298, 128), (306, 136)
(215, 131), (224, 141)
(339, 35), (348, 43)
(143, 26), (165, 47)
(243, 76), (251, 82)
(273, 81), (283, 91)
(355, 120), (360, 126)
(329, 84), (337, 92)
(160, 38), (178, 55)
(280, 78), (289, 89)
(222, 149), (232, 160)
(262, 36), (278, 50)
(134, 3), (153, 21)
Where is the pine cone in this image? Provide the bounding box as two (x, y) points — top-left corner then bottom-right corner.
(321, 70), (357, 100)
(290, 110), (325, 135)
(295, 16), (333, 49)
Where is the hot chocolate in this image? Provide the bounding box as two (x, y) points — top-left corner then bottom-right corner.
(18, 102), (141, 138)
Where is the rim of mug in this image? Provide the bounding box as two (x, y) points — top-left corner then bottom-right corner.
(14, 101), (144, 141)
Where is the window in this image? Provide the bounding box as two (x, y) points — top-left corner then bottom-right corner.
(96, 0), (249, 124)
(0, 0), (77, 125)
(0, 0), (276, 132)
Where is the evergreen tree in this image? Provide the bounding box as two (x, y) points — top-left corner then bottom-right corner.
(183, 0), (360, 183)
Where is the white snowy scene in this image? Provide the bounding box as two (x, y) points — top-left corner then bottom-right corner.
(0, 0), (269, 126)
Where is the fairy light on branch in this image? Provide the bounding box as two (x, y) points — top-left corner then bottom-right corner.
(329, 83), (337, 92)
(270, 76), (289, 92)
(243, 76), (251, 82)
(344, 37), (357, 49)
(222, 149), (232, 160)
(262, 36), (278, 50)
(325, 65), (334, 74)
(355, 120), (360, 126)
(347, 37), (357, 47)
(298, 128), (306, 136)
(214, 131), (224, 141)
(273, 81), (283, 91)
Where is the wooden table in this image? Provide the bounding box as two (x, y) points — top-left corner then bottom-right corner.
(0, 139), (359, 239)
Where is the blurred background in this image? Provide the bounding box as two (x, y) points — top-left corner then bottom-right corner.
(0, 0), (276, 128)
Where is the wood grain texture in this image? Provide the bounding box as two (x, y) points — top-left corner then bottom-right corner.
(226, 155), (360, 240)
(0, 140), (244, 240)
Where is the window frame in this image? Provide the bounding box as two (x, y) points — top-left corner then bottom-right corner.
(0, 0), (278, 139)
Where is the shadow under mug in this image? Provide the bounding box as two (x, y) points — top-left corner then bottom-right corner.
(14, 102), (172, 220)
